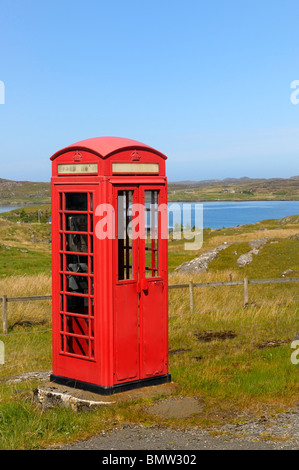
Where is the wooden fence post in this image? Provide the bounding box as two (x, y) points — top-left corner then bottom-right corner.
(2, 295), (7, 335)
(189, 280), (194, 314)
(244, 277), (249, 308)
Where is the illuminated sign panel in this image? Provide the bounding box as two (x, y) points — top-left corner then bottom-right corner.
(112, 163), (159, 173)
(58, 164), (98, 174)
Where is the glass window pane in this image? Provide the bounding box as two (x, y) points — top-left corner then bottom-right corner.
(65, 214), (88, 232)
(65, 315), (89, 336)
(90, 340), (95, 359)
(144, 190), (159, 277)
(66, 335), (89, 357)
(118, 191), (134, 280)
(66, 275), (89, 294)
(60, 334), (64, 352)
(65, 254), (88, 273)
(65, 193), (87, 211)
(66, 295), (89, 315)
(66, 234), (88, 252)
(90, 256), (94, 274)
(59, 191), (95, 360)
(89, 235), (93, 254)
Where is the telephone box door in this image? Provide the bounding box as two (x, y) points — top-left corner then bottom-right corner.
(113, 184), (168, 385)
(139, 186), (168, 380)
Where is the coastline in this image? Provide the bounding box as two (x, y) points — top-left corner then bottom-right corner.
(0, 199), (299, 206)
(168, 198), (299, 203)
(0, 202), (50, 207)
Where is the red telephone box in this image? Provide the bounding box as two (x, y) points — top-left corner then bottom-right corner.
(49, 137), (170, 394)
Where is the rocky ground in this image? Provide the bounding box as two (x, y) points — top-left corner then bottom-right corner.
(175, 242), (232, 273)
(174, 237), (280, 273)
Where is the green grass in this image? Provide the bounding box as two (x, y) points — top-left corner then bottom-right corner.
(0, 245), (51, 277)
(0, 206), (298, 448)
(0, 207), (52, 278)
(0, 381), (120, 449)
(0, 180), (50, 206)
(208, 238), (299, 279)
(1, 205), (51, 224)
(166, 298), (298, 432)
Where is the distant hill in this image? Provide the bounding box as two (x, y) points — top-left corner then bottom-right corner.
(1, 176), (299, 205)
(0, 179), (50, 205)
(168, 176), (299, 201)
(168, 177), (266, 189)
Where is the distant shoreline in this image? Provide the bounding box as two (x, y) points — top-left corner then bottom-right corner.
(1, 199), (299, 207)
(168, 198), (299, 203)
(0, 202), (50, 207)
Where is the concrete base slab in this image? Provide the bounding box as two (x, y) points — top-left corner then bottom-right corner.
(145, 396), (204, 419)
(33, 381), (179, 411)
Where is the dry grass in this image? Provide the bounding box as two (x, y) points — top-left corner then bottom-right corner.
(167, 268), (298, 412)
(210, 227), (299, 247)
(168, 269), (298, 329)
(0, 208), (298, 448)
(0, 273), (51, 297)
(0, 274), (51, 331)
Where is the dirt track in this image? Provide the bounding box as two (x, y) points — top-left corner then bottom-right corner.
(60, 407), (299, 450)
(14, 374), (298, 451)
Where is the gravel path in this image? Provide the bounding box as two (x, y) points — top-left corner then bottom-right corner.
(9, 372), (298, 451)
(60, 408), (299, 450)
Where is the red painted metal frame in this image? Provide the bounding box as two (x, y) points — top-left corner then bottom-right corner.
(51, 183), (101, 385)
(50, 137), (169, 393)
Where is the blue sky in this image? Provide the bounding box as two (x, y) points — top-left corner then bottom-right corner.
(1, 0), (299, 182)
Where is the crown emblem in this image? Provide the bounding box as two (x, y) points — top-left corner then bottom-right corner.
(73, 151), (82, 162)
(131, 151), (141, 161)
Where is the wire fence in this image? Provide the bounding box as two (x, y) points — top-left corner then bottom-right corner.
(0, 278), (298, 384)
(1, 276), (299, 335)
(0, 295), (52, 335)
(169, 276), (299, 315)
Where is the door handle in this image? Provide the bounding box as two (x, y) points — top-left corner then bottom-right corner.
(141, 279), (148, 291)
